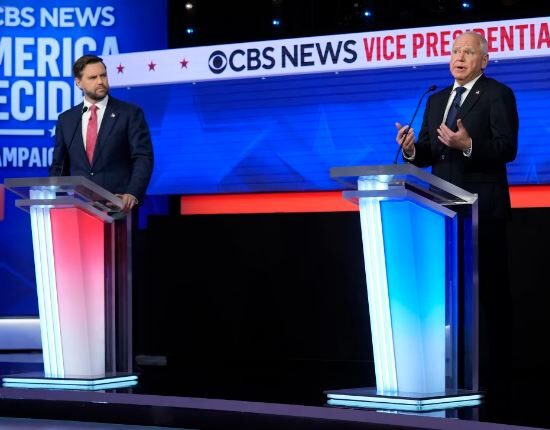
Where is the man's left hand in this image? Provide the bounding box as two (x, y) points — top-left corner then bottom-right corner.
(437, 119), (471, 151)
(117, 193), (138, 213)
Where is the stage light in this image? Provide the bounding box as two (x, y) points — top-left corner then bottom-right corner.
(462, 2), (471, 8)
(272, 19), (281, 26)
(186, 27), (194, 34)
(185, 2), (194, 10)
(363, 10), (373, 17)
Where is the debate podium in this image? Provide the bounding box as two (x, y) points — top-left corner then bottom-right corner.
(2, 177), (136, 390)
(325, 164), (481, 411)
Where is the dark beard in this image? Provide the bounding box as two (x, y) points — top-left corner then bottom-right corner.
(85, 88), (109, 102)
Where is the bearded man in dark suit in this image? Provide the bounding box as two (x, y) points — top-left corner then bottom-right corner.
(395, 31), (519, 392)
(50, 55), (154, 212)
(49, 55), (154, 373)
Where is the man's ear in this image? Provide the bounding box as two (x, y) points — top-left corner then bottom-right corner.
(481, 54), (489, 70)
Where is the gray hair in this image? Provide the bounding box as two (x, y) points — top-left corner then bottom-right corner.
(460, 31), (488, 55)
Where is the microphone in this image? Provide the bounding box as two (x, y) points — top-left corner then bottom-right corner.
(393, 85), (437, 164)
(60, 105), (88, 176)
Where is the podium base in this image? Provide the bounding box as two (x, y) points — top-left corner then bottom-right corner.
(325, 387), (482, 412)
(1, 372), (138, 391)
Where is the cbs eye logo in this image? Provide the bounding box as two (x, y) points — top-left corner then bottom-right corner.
(208, 50), (228, 74)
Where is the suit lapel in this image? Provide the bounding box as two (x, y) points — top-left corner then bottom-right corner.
(68, 104), (87, 161)
(92, 98), (119, 166)
(434, 87), (453, 125)
(456, 75), (485, 122)
(432, 86), (453, 157)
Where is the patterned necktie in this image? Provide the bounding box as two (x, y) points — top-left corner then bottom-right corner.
(445, 86), (466, 129)
(86, 104), (98, 164)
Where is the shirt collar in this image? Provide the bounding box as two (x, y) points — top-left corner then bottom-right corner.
(84, 95), (109, 111)
(453, 74), (483, 92)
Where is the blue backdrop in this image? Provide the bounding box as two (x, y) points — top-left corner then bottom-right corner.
(2, 9), (549, 317)
(0, 0), (167, 316)
(112, 55), (549, 195)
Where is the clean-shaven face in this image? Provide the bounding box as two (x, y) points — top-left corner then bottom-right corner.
(450, 33), (488, 85)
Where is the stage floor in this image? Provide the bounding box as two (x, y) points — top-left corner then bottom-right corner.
(0, 353), (548, 430)
(0, 417), (180, 430)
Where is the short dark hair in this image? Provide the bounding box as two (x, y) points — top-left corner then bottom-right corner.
(73, 55), (105, 79)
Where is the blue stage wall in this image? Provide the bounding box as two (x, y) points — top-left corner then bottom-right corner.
(112, 55), (549, 195)
(0, 0), (167, 316)
(1, 9), (549, 317)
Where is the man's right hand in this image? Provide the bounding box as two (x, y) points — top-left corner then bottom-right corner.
(395, 122), (416, 156)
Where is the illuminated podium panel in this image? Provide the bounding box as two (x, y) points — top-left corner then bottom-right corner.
(326, 164), (480, 411)
(2, 177), (136, 390)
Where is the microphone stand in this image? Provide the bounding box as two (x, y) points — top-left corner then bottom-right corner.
(60, 105), (88, 176)
(393, 85), (437, 164)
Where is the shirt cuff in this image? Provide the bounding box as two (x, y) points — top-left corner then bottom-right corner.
(463, 138), (473, 158)
(403, 146), (416, 161)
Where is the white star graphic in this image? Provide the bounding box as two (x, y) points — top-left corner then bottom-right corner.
(49, 125), (56, 137)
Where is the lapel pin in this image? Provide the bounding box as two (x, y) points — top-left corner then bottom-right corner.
(111, 113), (116, 118)
(475, 90), (480, 95)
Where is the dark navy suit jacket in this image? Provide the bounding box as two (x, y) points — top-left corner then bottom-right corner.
(50, 96), (154, 202)
(410, 74), (518, 219)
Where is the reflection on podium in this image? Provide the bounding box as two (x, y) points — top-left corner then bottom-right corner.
(325, 164), (481, 412)
(2, 177), (136, 390)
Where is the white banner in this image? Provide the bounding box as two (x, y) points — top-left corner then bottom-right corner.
(104, 16), (550, 87)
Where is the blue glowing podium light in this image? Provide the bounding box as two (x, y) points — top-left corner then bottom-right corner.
(326, 388), (481, 412)
(356, 177), (459, 395)
(328, 164), (478, 406)
(2, 373), (138, 391)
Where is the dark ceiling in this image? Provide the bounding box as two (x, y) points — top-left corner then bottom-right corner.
(168, 0), (546, 47)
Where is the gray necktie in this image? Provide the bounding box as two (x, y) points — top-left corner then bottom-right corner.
(445, 86), (466, 129)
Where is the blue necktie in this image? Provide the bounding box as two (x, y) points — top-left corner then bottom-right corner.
(445, 86), (466, 129)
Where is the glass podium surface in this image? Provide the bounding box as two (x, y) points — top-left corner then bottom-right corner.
(326, 164), (479, 410)
(2, 177), (135, 390)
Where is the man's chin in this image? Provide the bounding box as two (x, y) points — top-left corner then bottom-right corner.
(90, 92), (108, 101)
(452, 72), (468, 82)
